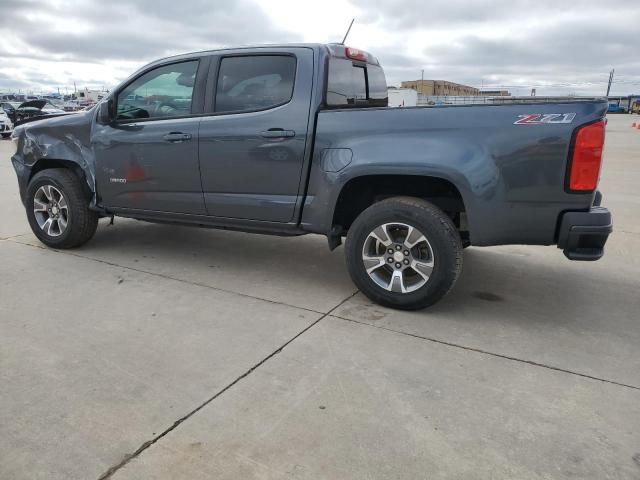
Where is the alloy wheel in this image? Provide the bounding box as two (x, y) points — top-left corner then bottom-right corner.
(361, 222), (435, 293)
(33, 185), (69, 237)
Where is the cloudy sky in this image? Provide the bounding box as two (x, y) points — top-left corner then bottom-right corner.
(1, 0), (639, 96)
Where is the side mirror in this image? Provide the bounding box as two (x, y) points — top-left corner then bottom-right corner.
(97, 99), (113, 124)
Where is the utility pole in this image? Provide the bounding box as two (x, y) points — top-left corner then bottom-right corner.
(421, 69), (424, 95)
(606, 69), (615, 97)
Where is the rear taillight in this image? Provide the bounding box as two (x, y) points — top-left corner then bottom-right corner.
(568, 120), (605, 191)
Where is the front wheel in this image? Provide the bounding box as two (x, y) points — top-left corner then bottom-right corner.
(1, 133), (11, 139)
(345, 197), (463, 310)
(25, 169), (99, 249)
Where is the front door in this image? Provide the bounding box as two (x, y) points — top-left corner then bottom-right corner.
(94, 59), (206, 214)
(198, 49), (313, 222)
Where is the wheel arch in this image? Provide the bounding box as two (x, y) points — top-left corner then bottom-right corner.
(330, 174), (470, 246)
(28, 158), (94, 202)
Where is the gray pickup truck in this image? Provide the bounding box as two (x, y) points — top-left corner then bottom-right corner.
(10, 43), (612, 309)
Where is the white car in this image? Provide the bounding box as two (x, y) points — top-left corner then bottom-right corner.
(0, 110), (13, 138)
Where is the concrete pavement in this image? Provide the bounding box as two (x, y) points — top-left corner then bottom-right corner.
(1, 114), (639, 479)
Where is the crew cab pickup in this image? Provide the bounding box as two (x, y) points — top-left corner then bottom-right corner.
(10, 44), (612, 309)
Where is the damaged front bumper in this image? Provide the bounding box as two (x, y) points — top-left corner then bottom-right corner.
(11, 148), (30, 206)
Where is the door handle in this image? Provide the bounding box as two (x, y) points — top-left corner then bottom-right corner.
(260, 129), (295, 138)
(162, 132), (192, 143)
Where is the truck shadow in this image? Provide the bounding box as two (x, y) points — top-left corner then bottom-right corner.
(342, 245), (637, 324)
(78, 218), (354, 312)
(76, 219), (637, 325)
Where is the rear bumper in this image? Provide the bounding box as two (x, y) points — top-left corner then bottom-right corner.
(557, 199), (612, 261)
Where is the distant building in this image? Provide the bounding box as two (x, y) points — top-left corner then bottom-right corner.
(401, 80), (512, 97)
(401, 80), (480, 96)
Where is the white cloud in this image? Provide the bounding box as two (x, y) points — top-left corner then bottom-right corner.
(1, 0), (638, 96)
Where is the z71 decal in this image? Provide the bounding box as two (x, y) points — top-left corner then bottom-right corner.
(514, 113), (576, 125)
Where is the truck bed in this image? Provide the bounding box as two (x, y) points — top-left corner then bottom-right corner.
(302, 100), (608, 246)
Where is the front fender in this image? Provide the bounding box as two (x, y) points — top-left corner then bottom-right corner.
(11, 111), (96, 205)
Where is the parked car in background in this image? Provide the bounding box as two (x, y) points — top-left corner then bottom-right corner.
(0, 109), (13, 138)
(13, 100), (69, 126)
(1, 101), (21, 123)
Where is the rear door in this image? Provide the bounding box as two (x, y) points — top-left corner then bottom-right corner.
(198, 48), (314, 222)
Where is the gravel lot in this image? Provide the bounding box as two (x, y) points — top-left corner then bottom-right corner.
(1, 114), (639, 480)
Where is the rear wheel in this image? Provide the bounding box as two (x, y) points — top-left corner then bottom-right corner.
(26, 169), (98, 249)
(345, 197), (463, 310)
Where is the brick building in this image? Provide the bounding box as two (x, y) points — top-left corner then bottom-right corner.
(400, 80), (480, 96)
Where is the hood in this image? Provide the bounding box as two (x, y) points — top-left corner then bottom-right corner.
(14, 109), (78, 127)
(19, 99), (47, 110)
(17, 107), (92, 132)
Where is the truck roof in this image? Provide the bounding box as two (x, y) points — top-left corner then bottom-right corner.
(148, 43), (324, 63)
(141, 43), (378, 71)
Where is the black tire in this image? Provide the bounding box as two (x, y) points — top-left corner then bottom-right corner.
(345, 196), (463, 310)
(26, 169), (98, 249)
(1, 133), (10, 139)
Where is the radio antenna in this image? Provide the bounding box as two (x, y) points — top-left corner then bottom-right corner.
(340, 19), (355, 45)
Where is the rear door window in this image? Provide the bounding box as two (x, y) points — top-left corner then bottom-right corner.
(215, 55), (296, 113)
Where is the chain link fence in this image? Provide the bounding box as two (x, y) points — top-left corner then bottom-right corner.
(416, 95), (605, 106)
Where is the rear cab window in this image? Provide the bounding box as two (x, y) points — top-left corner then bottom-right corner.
(325, 46), (388, 108)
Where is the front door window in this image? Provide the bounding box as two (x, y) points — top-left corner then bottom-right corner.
(116, 61), (199, 121)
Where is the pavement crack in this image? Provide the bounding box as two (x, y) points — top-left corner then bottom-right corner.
(615, 229), (639, 236)
(0, 232), (31, 241)
(332, 315), (640, 392)
(6, 238), (329, 316)
(96, 290), (358, 480)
